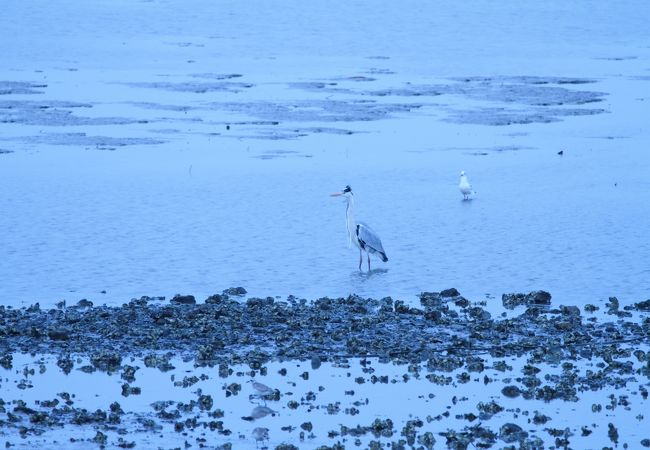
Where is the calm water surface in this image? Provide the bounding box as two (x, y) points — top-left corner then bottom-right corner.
(0, 0), (649, 309)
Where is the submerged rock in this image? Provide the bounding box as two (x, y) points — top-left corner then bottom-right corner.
(223, 287), (247, 296)
(440, 288), (461, 298)
(630, 299), (650, 312)
(499, 423), (528, 443)
(502, 291), (551, 309)
(170, 294), (196, 305)
(91, 351), (122, 372)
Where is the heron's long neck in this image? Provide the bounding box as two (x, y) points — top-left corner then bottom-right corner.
(345, 198), (356, 246)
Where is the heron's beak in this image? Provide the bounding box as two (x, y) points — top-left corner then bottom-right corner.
(330, 192), (342, 197)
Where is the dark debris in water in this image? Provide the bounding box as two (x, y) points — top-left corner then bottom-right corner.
(287, 75), (608, 126)
(443, 105), (605, 126)
(254, 150), (311, 160)
(189, 73), (244, 80)
(0, 81), (47, 95)
(12, 132), (165, 148)
(210, 99), (422, 123)
(0, 100), (140, 127)
(122, 80), (253, 94)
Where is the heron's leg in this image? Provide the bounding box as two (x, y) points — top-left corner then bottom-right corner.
(359, 249), (362, 270)
(367, 254), (371, 271)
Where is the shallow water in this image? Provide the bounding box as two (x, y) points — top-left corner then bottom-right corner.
(2, 351), (648, 449)
(1, 0), (650, 309)
(1, 1), (650, 449)
(2, 86), (649, 308)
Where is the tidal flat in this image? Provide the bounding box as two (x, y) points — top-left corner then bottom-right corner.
(1, 1), (650, 448)
(1, 289), (649, 448)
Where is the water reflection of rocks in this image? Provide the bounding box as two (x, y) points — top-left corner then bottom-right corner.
(0, 288), (648, 448)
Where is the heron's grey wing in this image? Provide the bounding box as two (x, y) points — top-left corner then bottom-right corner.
(357, 222), (388, 261)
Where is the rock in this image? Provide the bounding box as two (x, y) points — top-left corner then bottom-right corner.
(48, 329), (70, 341)
(533, 412), (550, 424)
(608, 423), (619, 444)
(92, 431), (107, 446)
(560, 305), (581, 317)
(417, 431), (436, 450)
(223, 287), (247, 296)
(477, 400), (503, 419)
(502, 291), (551, 309)
(121, 383), (141, 397)
(198, 394), (213, 410)
(501, 385), (521, 398)
(121, 365), (138, 383)
(606, 296), (620, 312)
(419, 292), (443, 308)
(440, 288), (460, 298)
(76, 299), (93, 308)
(502, 293), (527, 309)
(499, 423), (528, 443)
(56, 355), (73, 374)
(424, 310), (442, 321)
(205, 294), (227, 304)
(91, 351), (122, 372)
(468, 307), (491, 321)
(0, 354), (13, 370)
(529, 290), (551, 306)
(170, 294), (196, 305)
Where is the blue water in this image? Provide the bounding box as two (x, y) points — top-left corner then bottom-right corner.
(3, 352), (649, 449)
(1, 0), (649, 308)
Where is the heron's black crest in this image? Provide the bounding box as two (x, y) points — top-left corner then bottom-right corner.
(343, 185), (352, 193)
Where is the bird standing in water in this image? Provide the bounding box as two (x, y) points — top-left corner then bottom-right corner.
(459, 171), (473, 200)
(252, 427), (269, 448)
(331, 185), (388, 271)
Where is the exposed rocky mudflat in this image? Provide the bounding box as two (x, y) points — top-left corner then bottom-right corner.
(1, 289), (648, 449)
(2, 1), (649, 448)
(0, 72), (612, 150)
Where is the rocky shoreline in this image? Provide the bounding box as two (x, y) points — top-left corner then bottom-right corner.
(1, 288), (649, 449)
(1, 288), (648, 365)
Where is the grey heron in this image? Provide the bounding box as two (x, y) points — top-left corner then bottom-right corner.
(331, 185), (388, 271)
(459, 171), (473, 200)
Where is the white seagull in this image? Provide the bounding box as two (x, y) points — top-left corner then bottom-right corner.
(459, 171), (473, 200)
(250, 405), (277, 419)
(248, 379), (276, 404)
(252, 427), (269, 447)
(331, 185), (388, 271)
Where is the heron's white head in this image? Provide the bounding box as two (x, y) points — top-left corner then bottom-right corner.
(330, 185), (353, 201)
(460, 171), (466, 176)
